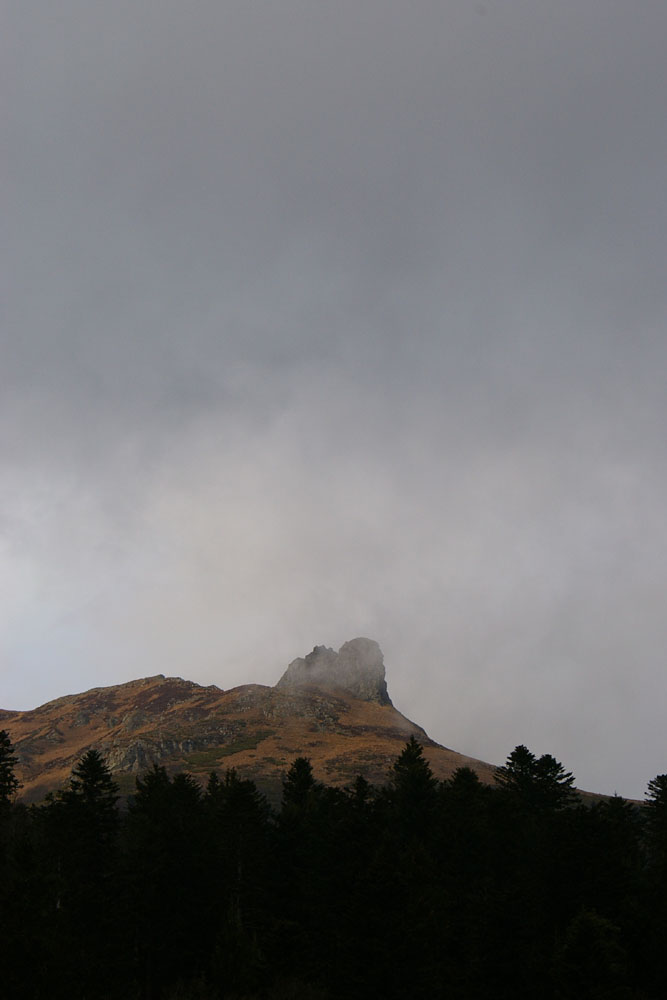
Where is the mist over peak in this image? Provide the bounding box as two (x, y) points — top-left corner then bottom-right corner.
(276, 637), (392, 705)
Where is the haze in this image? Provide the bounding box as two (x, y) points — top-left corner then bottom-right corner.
(3, 2), (667, 799)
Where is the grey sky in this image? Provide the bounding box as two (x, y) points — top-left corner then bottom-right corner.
(2, 1), (667, 798)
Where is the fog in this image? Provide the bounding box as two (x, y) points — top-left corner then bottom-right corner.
(3, 1), (667, 798)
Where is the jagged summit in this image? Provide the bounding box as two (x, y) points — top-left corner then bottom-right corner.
(275, 637), (392, 705)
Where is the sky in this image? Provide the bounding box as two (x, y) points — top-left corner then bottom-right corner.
(2, 1), (667, 799)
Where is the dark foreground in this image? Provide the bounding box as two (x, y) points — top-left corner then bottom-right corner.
(2, 731), (667, 999)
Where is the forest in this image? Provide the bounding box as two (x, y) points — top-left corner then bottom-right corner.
(1, 730), (666, 1000)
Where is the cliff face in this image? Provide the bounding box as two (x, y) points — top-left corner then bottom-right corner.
(275, 637), (392, 705)
(1, 640), (496, 803)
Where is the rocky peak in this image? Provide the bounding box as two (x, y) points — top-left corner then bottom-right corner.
(275, 638), (392, 705)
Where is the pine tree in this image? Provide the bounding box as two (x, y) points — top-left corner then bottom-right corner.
(642, 773), (667, 993)
(0, 730), (21, 810)
(34, 750), (122, 995)
(61, 749), (118, 813)
(56, 748), (120, 863)
(389, 736), (438, 825)
(495, 744), (576, 811)
(53, 749), (120, 889)
(126, 765), (208, 994)
(282, 757), (317, 810)
(645, 773), (667, 845)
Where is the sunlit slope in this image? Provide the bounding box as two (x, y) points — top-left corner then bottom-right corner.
(2, 644), (496, 802)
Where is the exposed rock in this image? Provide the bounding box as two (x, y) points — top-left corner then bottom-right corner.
(106, 741), (157, 773)
(276, 638), (392, 705)
(262, 690), (344, 724)
(121, 710), (148, 733)
(44, 727), (65, 744)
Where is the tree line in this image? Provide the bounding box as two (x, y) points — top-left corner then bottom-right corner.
(1, 728), (667, 999)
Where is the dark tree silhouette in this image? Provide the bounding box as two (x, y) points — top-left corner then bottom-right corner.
(645, 773), (667, 853)
(60, 749), (118, 819)
(4, 735), (667, 998)
(553, 908), (631, 1000)
(281, 756), (318, 810)
(495, 744), (577, 811)
(30, 750), (122, 998)
(388, 735), (438, 822)
(125, 765), (209, 996)
(0, 729), (21, 810)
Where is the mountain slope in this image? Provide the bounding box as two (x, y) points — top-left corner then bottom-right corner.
(2, 638), (497, 802)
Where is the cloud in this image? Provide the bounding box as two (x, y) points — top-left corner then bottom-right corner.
(3, 1), (667, 798)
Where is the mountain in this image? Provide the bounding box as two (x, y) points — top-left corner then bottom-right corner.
(1, 638), (496, 803)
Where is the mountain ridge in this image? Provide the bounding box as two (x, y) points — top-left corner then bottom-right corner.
(2, 639), (497, 802)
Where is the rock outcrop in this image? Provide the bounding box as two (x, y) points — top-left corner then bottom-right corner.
(275, 637), (392, 705)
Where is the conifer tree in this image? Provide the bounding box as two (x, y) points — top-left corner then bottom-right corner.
(52, 749), (120, 888)
(495, 744), (576, 810)
(282, 757), (317, 809)
(61, 749), (118, 814)
(642, 773), (667, 993)
(126, 765), (208, 994)
(389, 736), (438, 827)
(645, 773), (667, 843)
(0, 730), (21, 810)
(392, 736), (437, 790)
